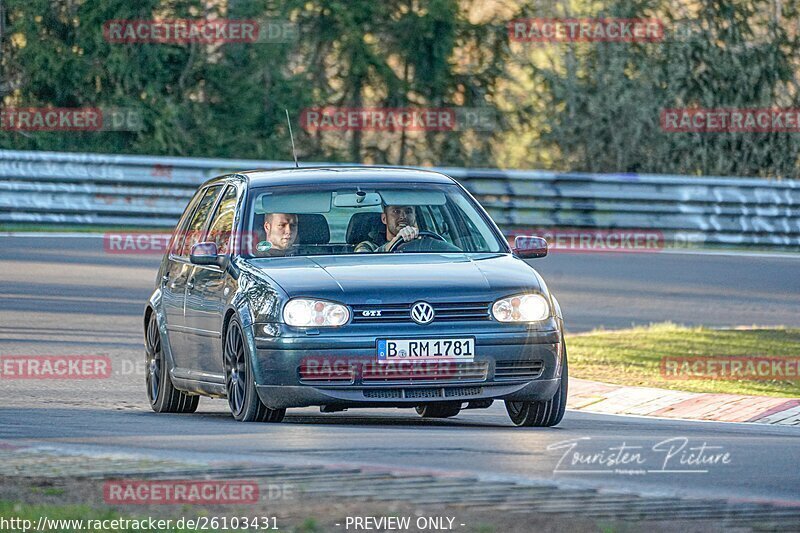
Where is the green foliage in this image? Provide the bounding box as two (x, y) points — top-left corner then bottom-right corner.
(5, 0), (176, 152)
(529, 0), (800, 177)
(1, 0), (799, 176)
(0, 0), (514, 165)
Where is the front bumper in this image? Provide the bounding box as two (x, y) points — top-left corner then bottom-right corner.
(250, 325), (564, 409)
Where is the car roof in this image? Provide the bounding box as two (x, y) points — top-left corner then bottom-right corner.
(228, 167), (457, 188)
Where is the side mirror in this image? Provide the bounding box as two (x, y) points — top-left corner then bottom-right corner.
(190, 242), (226, 267)
(512, 236), (548, 259)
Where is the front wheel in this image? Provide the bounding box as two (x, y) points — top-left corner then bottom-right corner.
(224, 317), (285, 423)
(145, 313), (199, 414)
(505, 347), (568, 427)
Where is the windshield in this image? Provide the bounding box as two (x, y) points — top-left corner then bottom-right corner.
(241, 182), (506, 257)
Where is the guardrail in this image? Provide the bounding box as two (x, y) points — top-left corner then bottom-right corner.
(1, 149), (799, 247)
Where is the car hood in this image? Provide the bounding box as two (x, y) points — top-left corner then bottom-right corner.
(245, 253), (543, 303)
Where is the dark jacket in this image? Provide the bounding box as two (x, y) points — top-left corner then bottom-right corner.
(355, 228), (389, 253)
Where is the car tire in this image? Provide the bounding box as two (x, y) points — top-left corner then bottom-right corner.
(415, 402), (462, 418)
(505, 344), (568, 427)
(224, 317), (285, 423)
(145, 313), (199, 414)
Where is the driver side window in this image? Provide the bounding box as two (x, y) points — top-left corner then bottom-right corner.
(175, 185), (223, 258)
(206, 186), (239, 255)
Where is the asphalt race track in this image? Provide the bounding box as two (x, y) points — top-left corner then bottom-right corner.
(1, 235), (800, 515)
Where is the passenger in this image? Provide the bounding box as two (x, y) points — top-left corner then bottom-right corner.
(355, 205), (419, 252)
(257, 213), (298, 257)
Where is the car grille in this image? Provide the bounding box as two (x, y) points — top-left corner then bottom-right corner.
(404, 388), (442, 399)
(298, 362), (356, 385)
(445, 386), (483, 397)
(351, 301), (491, 323)
(494, 360), (545, 380)
(363, 389), (403, 399)
(361, 361), (488, 384)
(363, 387), (483, 399)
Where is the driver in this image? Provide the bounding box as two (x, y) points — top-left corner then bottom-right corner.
(355, 205), (418, 253)
(256, 212), (298, 257)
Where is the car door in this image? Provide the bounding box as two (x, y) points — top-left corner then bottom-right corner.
(160, 189), (204, 358)
(163, 184), (224, 372)
(183, 184), (240, 377)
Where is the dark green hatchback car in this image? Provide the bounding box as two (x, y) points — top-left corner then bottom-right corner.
(144, 167), (567, 425)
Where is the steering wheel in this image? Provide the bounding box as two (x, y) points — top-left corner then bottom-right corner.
(386, 230), (447, 252)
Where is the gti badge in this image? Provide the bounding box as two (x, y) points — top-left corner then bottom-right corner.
(410, 301), (435, 325)
(361, 310), (382, 317)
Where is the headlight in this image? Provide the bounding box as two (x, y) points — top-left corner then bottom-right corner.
(283, 298), (349, 327)
(492, 294), (549, 322)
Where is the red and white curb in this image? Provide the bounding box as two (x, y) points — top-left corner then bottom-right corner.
(568, 378), (800, 425)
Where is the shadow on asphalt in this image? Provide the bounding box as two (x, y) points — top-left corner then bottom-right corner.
(0, 407), (531, 441)
(185, 409), (517, 429)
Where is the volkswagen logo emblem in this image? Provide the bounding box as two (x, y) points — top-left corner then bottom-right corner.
(410, 301), (435, 325)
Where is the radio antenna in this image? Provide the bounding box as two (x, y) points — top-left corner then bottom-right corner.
(285, 109), (299, 168)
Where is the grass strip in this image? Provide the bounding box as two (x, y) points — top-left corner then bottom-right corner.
(569, 323), (800, 397)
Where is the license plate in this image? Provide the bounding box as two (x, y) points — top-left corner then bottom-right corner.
(377, 338), (475, 363)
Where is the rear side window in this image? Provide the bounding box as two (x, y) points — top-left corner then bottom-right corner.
(174, 185), (223, 257)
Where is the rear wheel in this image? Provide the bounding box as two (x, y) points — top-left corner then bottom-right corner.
(145, 313), (199, 414)
(415, 402), (462, 418)
(224, 318), (285, 423)
(505, 346), (568, 427)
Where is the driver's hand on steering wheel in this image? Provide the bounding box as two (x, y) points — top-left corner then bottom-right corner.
(396, 225), (419, 242)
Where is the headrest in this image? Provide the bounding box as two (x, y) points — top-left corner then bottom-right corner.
(296, 213), (330, 245)
(346, 212), (384, 244)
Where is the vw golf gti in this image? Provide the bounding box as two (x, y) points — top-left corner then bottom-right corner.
(143, 167), (568, 426)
